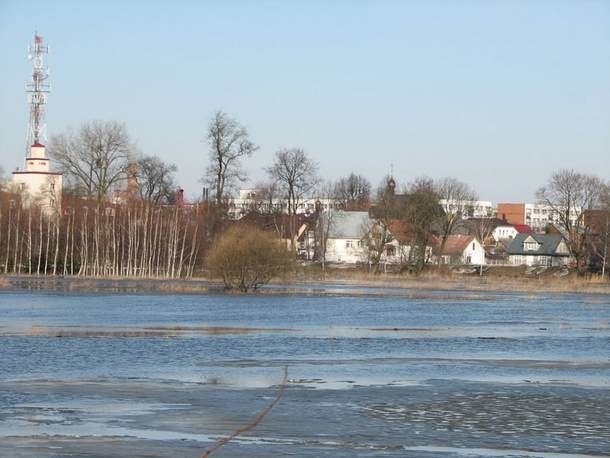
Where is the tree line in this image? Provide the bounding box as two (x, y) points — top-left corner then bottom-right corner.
(0, 194), (207, 278)
(0, 111), (608, 281)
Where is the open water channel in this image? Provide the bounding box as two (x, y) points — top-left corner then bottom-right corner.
(0, 286), (609, 457)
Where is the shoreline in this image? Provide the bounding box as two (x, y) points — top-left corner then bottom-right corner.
(1, 272), (608, 296)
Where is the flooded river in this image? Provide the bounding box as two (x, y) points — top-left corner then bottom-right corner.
(0, 287), (609, 457)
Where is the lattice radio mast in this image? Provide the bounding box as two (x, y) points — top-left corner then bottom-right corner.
(26, 33), (50, 147)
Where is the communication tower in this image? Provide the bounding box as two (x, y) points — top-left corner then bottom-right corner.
(26, 33), (51, 147)
(12, 33), (62, 209)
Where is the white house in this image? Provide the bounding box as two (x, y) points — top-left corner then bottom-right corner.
(492, 223), (519, 241)
(380, 219), (434, 266)
(507, 234), (571, 267)
(434, 235), (486, 265)
(320, 211), (372, 264)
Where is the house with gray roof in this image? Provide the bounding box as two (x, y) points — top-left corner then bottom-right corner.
(506, 233), (571, 267)
(319, 211), (373, 263)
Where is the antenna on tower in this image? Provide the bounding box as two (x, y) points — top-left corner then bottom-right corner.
(26, 33), (50, 148)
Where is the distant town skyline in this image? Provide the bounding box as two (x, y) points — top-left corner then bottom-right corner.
(1, 0), (608, 203)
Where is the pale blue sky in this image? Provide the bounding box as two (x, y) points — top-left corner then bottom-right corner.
(1, 0), (609, 202)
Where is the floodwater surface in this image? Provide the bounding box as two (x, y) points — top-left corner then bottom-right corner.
(0, 288), (609, 457)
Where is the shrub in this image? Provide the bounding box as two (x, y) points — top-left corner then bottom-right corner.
(207, 225), (293, 292)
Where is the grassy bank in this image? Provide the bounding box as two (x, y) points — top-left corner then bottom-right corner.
(290, 265), (610, 295)
(0, 266), (608, 295)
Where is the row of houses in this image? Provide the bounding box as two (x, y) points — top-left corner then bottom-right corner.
(315, 211), (570, 268)
(237, 208), (572, 269)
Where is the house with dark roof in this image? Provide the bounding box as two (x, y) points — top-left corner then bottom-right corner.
(506, 233), (570, 267)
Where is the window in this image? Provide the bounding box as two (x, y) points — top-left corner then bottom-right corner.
(345, 240), (353, 248)
(523, 241), (538, 251)
(386, 246), (396, 257)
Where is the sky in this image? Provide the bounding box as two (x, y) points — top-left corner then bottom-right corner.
(1, 0), (609, 203)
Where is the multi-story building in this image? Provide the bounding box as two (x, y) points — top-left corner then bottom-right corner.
(228, 188), (339, 219)
(497, 203), (580, 232)
(439, 199), (494, 219)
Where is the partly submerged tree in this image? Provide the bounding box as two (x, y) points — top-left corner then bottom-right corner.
(48, 120), (132, 202)
(205, 111), (258, 207)
(207, 225), (293, 292)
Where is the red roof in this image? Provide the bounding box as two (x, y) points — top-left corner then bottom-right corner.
(31, 142), (45, 148)
(513, 224), (533, 234)
(388, 219), (414, 243)
(436, 235), (475, 255)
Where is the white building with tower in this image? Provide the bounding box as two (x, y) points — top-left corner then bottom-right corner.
(11, 34), (62, 210)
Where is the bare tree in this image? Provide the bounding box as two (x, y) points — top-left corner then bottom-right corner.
(313, 181), (338, 269)
(136, 155), (177, 205)
(334, 173), (371, 210)
(267, 148), (319, 215)
(252, 180), (281, 215)
(365, 176), (400, 272)
(48, 120), (132, 201)
(586, 183), (610, 277)
(536, 169), (605, 272)
(267, 148), (319, 249)
(205, 111), (258, 207)
(435, 177), (478, 264)
(402, 177), (443, 272)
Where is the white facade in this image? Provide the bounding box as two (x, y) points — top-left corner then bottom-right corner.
(319, 211), (371, 264)
(12, 143), (62, 210)
(324, 237), (366, 263)
(229, 188), (339, 219)
(492, 224), (519, 241)
(524, 203), (580, 231)
(436, 236), (486, 265)
(508, 234), (571, 267)
(463, 239), (486, 265)
(439, 199), (494, 219)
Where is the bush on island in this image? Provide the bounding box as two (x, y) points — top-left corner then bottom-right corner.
(207, 225), (293, 292)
